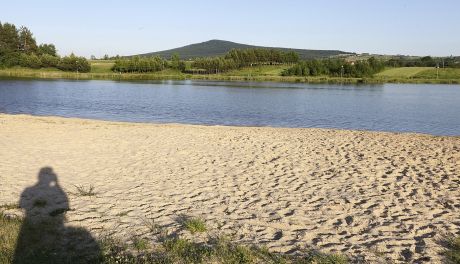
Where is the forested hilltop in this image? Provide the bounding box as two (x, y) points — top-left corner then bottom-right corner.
(136, 39), (353, 60)
(0, 22), (90, 72)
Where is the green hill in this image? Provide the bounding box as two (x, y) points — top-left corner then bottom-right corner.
(136, 39), (354, 60)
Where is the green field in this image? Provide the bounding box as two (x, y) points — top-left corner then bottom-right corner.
(89, 60), (114, 73)
(414, 68), (460, 79)
(222, 65), (290, 76)
(376, 67), (432, 78)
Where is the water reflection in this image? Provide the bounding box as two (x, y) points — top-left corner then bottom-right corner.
(0, 79), (458, 135)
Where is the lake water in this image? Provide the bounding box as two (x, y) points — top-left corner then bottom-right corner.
(0, 79), (459, 136)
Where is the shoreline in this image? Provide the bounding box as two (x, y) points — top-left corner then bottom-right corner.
(1, 113), (459, 138)
(1, 113), (459, 262)
(1, 68), (460, 85)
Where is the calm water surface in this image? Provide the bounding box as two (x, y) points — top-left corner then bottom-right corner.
(0, 79), (459, 135)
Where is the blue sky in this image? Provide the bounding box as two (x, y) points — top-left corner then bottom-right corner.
(1, 0), (459, 57)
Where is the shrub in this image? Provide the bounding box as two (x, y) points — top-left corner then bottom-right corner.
(39, 54), (60, 68)
(57, 54), (91, 72)
(19, 53), (42, 69)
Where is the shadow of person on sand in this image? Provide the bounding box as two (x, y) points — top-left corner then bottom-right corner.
(13, 167), (102, 264)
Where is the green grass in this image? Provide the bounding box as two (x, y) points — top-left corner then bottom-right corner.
(0, 212), (101, 263)
(102, 235), (349, 264)
(414, 68), (460, 79)
(443, 236), (460, 264)
(1, 210), (349, 264)
(0, 213), (21, 264)
(182, 217), (207, 234)
(375, 67), (432, 78)
(223, 65), (290, 76)
(90, 60), (115, 73)
(132, 237), (149, 251)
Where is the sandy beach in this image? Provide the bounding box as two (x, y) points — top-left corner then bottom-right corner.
(0, 114), (459, 263)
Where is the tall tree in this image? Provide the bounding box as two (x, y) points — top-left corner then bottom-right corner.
(38, 44), (57, 56)
(0, 22), (20, 51)
(18, 26), (38, 53)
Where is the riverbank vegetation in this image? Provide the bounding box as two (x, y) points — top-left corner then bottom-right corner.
(1, 64), (460, 84)
(0, 22), (90, 72)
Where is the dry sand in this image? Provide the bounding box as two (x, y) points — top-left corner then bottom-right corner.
(0, 114), (459, 263)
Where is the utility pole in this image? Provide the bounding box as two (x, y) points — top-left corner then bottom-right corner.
(436, 64), (439, 79)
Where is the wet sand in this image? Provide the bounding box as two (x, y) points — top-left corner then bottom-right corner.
(0, 114), (459, 263)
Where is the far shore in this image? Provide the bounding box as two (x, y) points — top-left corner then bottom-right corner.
(1, 67), (459, 84)
(1, 114), (459, 263)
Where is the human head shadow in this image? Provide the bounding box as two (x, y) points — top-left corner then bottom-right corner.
(13, 167), (102, 264)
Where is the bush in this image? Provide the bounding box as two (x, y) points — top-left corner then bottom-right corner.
(0, 51), (20, 68)
(19, 53), (42, 69)
(39, 54), (60, 68)
(57, 54), (91, 72)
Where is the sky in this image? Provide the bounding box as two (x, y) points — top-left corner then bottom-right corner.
(1, 0), (459, 57)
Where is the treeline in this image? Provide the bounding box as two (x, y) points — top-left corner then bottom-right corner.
(282, 57), (385, 78)
(191, 48), (299, 73)
(111, 53), (185, 73)
(0, 21), (90, 72)
(224, 48), (299, 66)
(191, 57), (238, 73)
(386, 56), (460, 68)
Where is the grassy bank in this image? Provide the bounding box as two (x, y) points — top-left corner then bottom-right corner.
(0, 211), (347, 264)
(1, 64), (460, 84)
(443, 236), (460, 264)
(2, 209), (459, 263)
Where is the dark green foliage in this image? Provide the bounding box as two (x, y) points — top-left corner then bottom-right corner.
(191, 57), (238, 73)
(57, 54), (91, 72)
(225, 48), (299, 66)
(0, 52), (21, 67)
(282, 57), (385, 78)
(386, 56), (460, 68)
(18, 26), (38, 53)
(39, 54), (60, 68)
(0, 22), (20, 51)
(19, 53), (42, 69)
(170, 53), (186, 71)
(38, 44), (57, 56)
(0, 21), (88, 71)
(137, 39), (353, 60)
(191, 48), (299, 73)
(111, 56), (166, 73)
